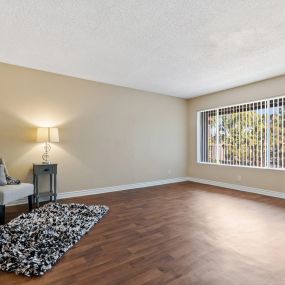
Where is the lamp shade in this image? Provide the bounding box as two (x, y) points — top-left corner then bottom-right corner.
(36, 127), (59, 143)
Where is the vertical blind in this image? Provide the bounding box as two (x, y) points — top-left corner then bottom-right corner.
(198, 96), (285, 169)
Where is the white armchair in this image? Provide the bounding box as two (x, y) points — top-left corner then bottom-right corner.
(0, 159), (34, 225)
(0, 183), (34, 224)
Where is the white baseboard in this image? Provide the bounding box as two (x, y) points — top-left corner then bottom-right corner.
(188, 176), (285, 199)
(8, 176), (283, 207)
(7, 177), (188, 207)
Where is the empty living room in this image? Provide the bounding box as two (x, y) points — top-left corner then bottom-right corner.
(1, 1), (285, 284)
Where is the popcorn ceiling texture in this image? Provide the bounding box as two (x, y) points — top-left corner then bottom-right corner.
(0, 0), (285, 98)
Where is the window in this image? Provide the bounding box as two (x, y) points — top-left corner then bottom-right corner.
(198, 96), (285, 169)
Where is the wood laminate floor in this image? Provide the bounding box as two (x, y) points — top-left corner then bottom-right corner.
(1, 182), (285, 284)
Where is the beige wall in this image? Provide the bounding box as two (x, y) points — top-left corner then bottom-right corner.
(0, 63), (188, 193)
(2, 61), (284, 195)
(188, 75), (285, 193)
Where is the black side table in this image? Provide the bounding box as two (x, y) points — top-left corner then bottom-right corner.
(33, 163), (58, 207)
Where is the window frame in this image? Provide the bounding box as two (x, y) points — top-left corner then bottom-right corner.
(197, 95), (285, 171)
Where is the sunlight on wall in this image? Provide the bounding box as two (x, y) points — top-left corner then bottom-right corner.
(0, 106), (73, 183)
(6, 100), (75, 130)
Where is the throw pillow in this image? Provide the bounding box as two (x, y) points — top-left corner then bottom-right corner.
(0, 158), (9, 176)
(0, 165), (7, 186)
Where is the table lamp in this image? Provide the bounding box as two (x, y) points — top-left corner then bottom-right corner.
(36, 127), (59, 164)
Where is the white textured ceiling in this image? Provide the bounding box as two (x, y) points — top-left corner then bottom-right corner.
(1, 1), (285, 98)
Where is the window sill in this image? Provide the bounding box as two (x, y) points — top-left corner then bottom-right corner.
(197, 161), (285, 171)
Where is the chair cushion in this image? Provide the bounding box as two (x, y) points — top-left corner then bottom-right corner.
(0, 183), (33, 205)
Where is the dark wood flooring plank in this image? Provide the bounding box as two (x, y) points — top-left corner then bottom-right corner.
(1, 181), (285, 284)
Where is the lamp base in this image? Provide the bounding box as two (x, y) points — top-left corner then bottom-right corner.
(42, 161), (52, 164)
(42, 142), (51, 164)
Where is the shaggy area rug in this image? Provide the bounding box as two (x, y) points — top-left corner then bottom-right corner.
(0, 203), (109, 276)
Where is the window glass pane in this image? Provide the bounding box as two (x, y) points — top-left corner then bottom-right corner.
(215, 102), (267, 167)
(200, 110), (216, 163)
(269, 98), (285, 168)
(198, 97), (284, 170)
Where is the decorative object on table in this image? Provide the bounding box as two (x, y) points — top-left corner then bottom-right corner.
(33, 163), (57, 207)
(0, 203), (109, 276)
(36, 127), (59, 164)
(0, 158), (33, 225)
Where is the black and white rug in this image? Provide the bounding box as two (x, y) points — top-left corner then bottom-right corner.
(0, 203), (109, 276)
